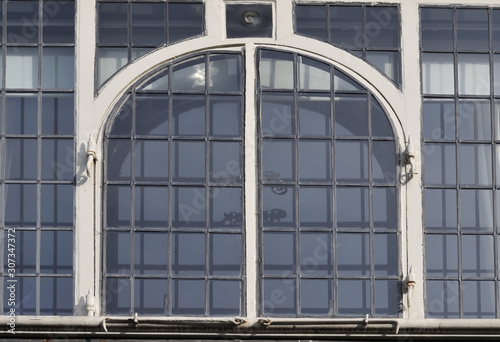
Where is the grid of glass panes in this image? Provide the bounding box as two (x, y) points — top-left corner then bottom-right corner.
(258, 49), (399, 317)
(104, 52), (244, 316)
(421, 7), (500, 318)
(295, 4), (401, 87)
(0, 0), (75, 315)
(97, 0), (204, 87)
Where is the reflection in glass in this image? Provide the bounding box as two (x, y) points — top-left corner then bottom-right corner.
(423, 99), (455, 140)
(426, 234), (458, 277)
(210, 280), (240, 315)
(336, 187), (369, 229)
(6, 94), (37, 135)
(172, 95), (205, 136)
(7, 1), (38, 43)
(134, 140), (168, 182)
(210, 96), (241, 137)
(98, 48), (128, 86)
(42, 48), (75, 89)
(168, 3), (203, 43)
(300, 279), (332, 315)
(172, 187), (205, 228)
(132, 3), (165, 47)
(106, 232), (131, 275)
(335, 95), (368, 136)
(6, 47), (38, 89)
(424, 143), (456, 186)
(40, 277), (73, 315)
(335, 141), (368, 183)
(462, 235), (494, 277)
(298, 56), (330, 90)
(458, 100), (491, 141)
(296, 5), (327, 41)
(458, 54), (490, 95)
(43, 2), (75, 44)
(372, 141), (396, 184)
(41, 139), (74, 181)
(40, 184), (73, 227)
(299, 188), (332, 228)
(211, 188), (242, 230)
(134, 232), (168, 274)
(260, 50), (294, 89)
(299, 141), (331, 181)
(42, 94), (74, 135)
(5, 138), (37, 180)
(262, 186), (294, 227)
(263, 232), (295, 274)
(460, 189), (493, 231)
(209, 54), (241, 92)
(456, 9), (489, 51)
(420, 8), (453, 51)
(135, 95), (169, 136)
(424, 189), (457, 231)
(459, 144), (492, 186)
(298, 95), (331, 136)
(374, 234), (398, 276)
(134, 279), (167, 315)
(262, 140), (294, 182)
(422, 53), (454, 95)
(40, 231), (73, 274)
(172, 141), (205, 182)
(98, 3), (127, 44)
(134, 186), (168, 228)
(210, 234), (241, 276)
(330, 6), (363, 49)
(172, 279), (205, 315)
(261, 93), (294, 136)
(106, 278), (131, 315)
(373, 188), (397, 230)
(337, 233), (370, 276)
(210, 142), (241, 183)
(366, 51), (400, 84)
(462, 281), (496, 318)
(172, 233), (205, 276)
(263, 279), (296, 315)
(106, 186), (131, 228)
(172, 57), (205, 92)
(300, 232), (333, 275)
(337, 279), (370, 315)
(426, 280), (459, 318)
(5, 184), (37, 227)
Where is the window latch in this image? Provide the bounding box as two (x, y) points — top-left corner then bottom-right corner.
(86, 134), (98, 177)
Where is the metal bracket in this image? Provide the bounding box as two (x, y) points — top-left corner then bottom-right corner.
(401, 140), (415, 184)
(86, 133), (98, 177)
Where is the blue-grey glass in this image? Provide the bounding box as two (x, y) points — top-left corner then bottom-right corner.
(460, 189), (493, 231)
(106, 232), (131, 274)
(135, 95), (169, 136)
(494, 10), (500, 51)
(134, 186), (168, 228)
(172, 95), (205, 135)
(300, 279), (332, 315)
(40, 277), (73, 315)
(335, 95), (368, 137)
(335, 141), (369, 183)
(43, 2), (74, 44)
(209, 54), (241, 92)
(6, 94), (37, 135)
(495, 59), (500, 96)
(462, 235), (494, 277)
(263, 232), (295, 275)
(107, 139), (132, 181)
(420, 8), (453, 51)
(42, 47), (74, 89)
(131, 47), (154, 60)
(421, 53), (454, 95)
(98, 48), (128, 86)
(497, 193), (500, 228)
(7, 1), (38, 44)
(134, 232), (167, 275)
(109, 98), (132, 136)
(425, 234), (458, 277)
(460, 144), (492, 186)
(300, 232), (333, 275)
(373, 188), (397, 230)
(172, 187), (205, 228)
(172, 141), (205, 182)
(210, 142), (241, 183)
(4, 184), (37, 227)
(41, 184), (73, 227)
(42, 94), (74, 135)
(337, 233), (370, 276)
(98, 3), (127, 45)
(134, 279), (167, 315)
(374, 234), (398, 276)
(424, 189), (457, 231)
(172, 279), (205, 315)
(106, 185), (131, 228)
(458, 100), (491, 141)
(261, 93), (294, 136)
(365, 51), (400, 84)
(365, 7), (399, 48)
(298, 56), (330, 91)
(423, 99), (455, 140)
(210, 96), (241, 137)
(40, 231), (73, 274)
(299, 187), (332, 228)
(372, 141), (396, 184)
(463, 281), (496, 318)
(337, 279), (370, 316)
(330, 6), (363, 49)
(226, 3), (272, 38)
(172, 233), (205, 276)
(262, 139), (294, 182)
(172, 57), (205, 92)
(131, 3), (165, 47)
(298, 95), (331, 136)
(336, 187), (369, 229)
(6, 47), (38, 89)
(371, 97), (393, 138)
(5, 138), (37, 180)
(7, 277), (36, 315)
(295, 5), (327, 41)
(334, 69), (365, 92)
(41, 139), (74, 181)
(210, 188), (242, 230)
(457, 9), (489, 51)
(263, 278), (296, 315)
(105, 278), (131, 315)
(374, 280), (399, 317)
(458, 54), (490, 95)
(135, 140), (168, 182)
(210, 234), (241, 276)
(299, 141), (332, 181)
(262, 186), (295, 227)
(168, 3), (203, 44)
(6, 230), (36, 273)
(260, 50), (294, 89)
(0, 3), (3, 41)
(424, 143), (456, 186)
(139, 69), (169, 91)
(210, 280), (240, 315)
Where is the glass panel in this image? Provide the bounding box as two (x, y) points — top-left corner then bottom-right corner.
(458, 54), (490, 95)
(210, 142), (241, 184)
(421, 53), (454, 95)
(420, 8), (453, 51)
(424, 143), (456, 186)
(135, 94), (169, 136)
(334, 69), (365, 92)
(372, 141), (396, 184)
(263, 232), (295, 275)
(298, 95), (330, 136)
(299, 187), (332, 228)
(334, 94), (368, 137)
(106, 185), (131, 228)
(462, 235), (495, 277)
(172, 95), (205, 135)
(168, 3), (203, 43)
(263, 278), (296, 315)
(456, 9), (489, 51)
(43, 2), (75, 44)
(209, 280), (240, 315)
(209, 54), (241, 92)
(40, 184), (73, 227)
(40, 277), (73, 315)
(299, 232), (333, 275)
(337, 279), (370, 316)
(107, 139), (132, 181)
(298, 56), (330, 91)
(460, 144), (492, 186)
(210, 234), (241, 276)
(262, 186), (294, 227)
(6, 94), (37, 135)
(105, 278), (131, 315)
(424, 189), (457, 231)
(423, 99), (455, 140)
(365, 51), (400, 84)
(374, 280), (399, 317)
(426, 280), (460, 318)
(5, 184), (37, 227)
(42, 94), (74, 135)
(460, 189), (494, 231)
(106, 232), (131, 274)
(40, 231), (73, 274)
(495, 55), (500, 95)
(139, 69), (169, 91)
(172, 141), (205, 182)
(109, 98), (132, 136)
(373, 188), (397, 230)
(41, 139), (74, 181)
(260, 50), (294, 89)
(134, 279), (167, 315)
(261, 93), (294, 136)
(374, 233), (398, 276)
(336, 187), (369, 229)
(330, 6), (363, 49)
(299, 141), (331, 181)
(172, 187), (205, 228)
(335, 141), (369, 183)
(262, 139), (294, 182)
(6, 47), (38, 89)
(134, 186), (168, 228)
(7, 1), (38, 44)
(172, 233), (205, 276)
(172, 279), (205, 315)
(300, 279), (332, 315)
(365, 7), (399, 49)
(131, 3), (165, 47)
(210, 96), (241, 137)
(98, 3), (127, 44)
(296, 5), (327, 41)
(134, 140), (168, 182)
(134, 232), (168, 274)
(371, 97), (393, 138)
(226, 4), (272, 38)
(42, 47), (74, 89)
(426, 234), (458, 277)
(210, 188), (242, 230)
(458, 100), (491, 141)
(463, 281), (496, 318)
(7, 230), (36, 273)
(98, 48), (128, 86)
(131, 47), (153, 60)
(4, 277), (36, 315)
(5, 138), (37, 180)
(337, 233), (370, 276)
(494, 10), (500, 51)
(172, 56), (205, 92)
